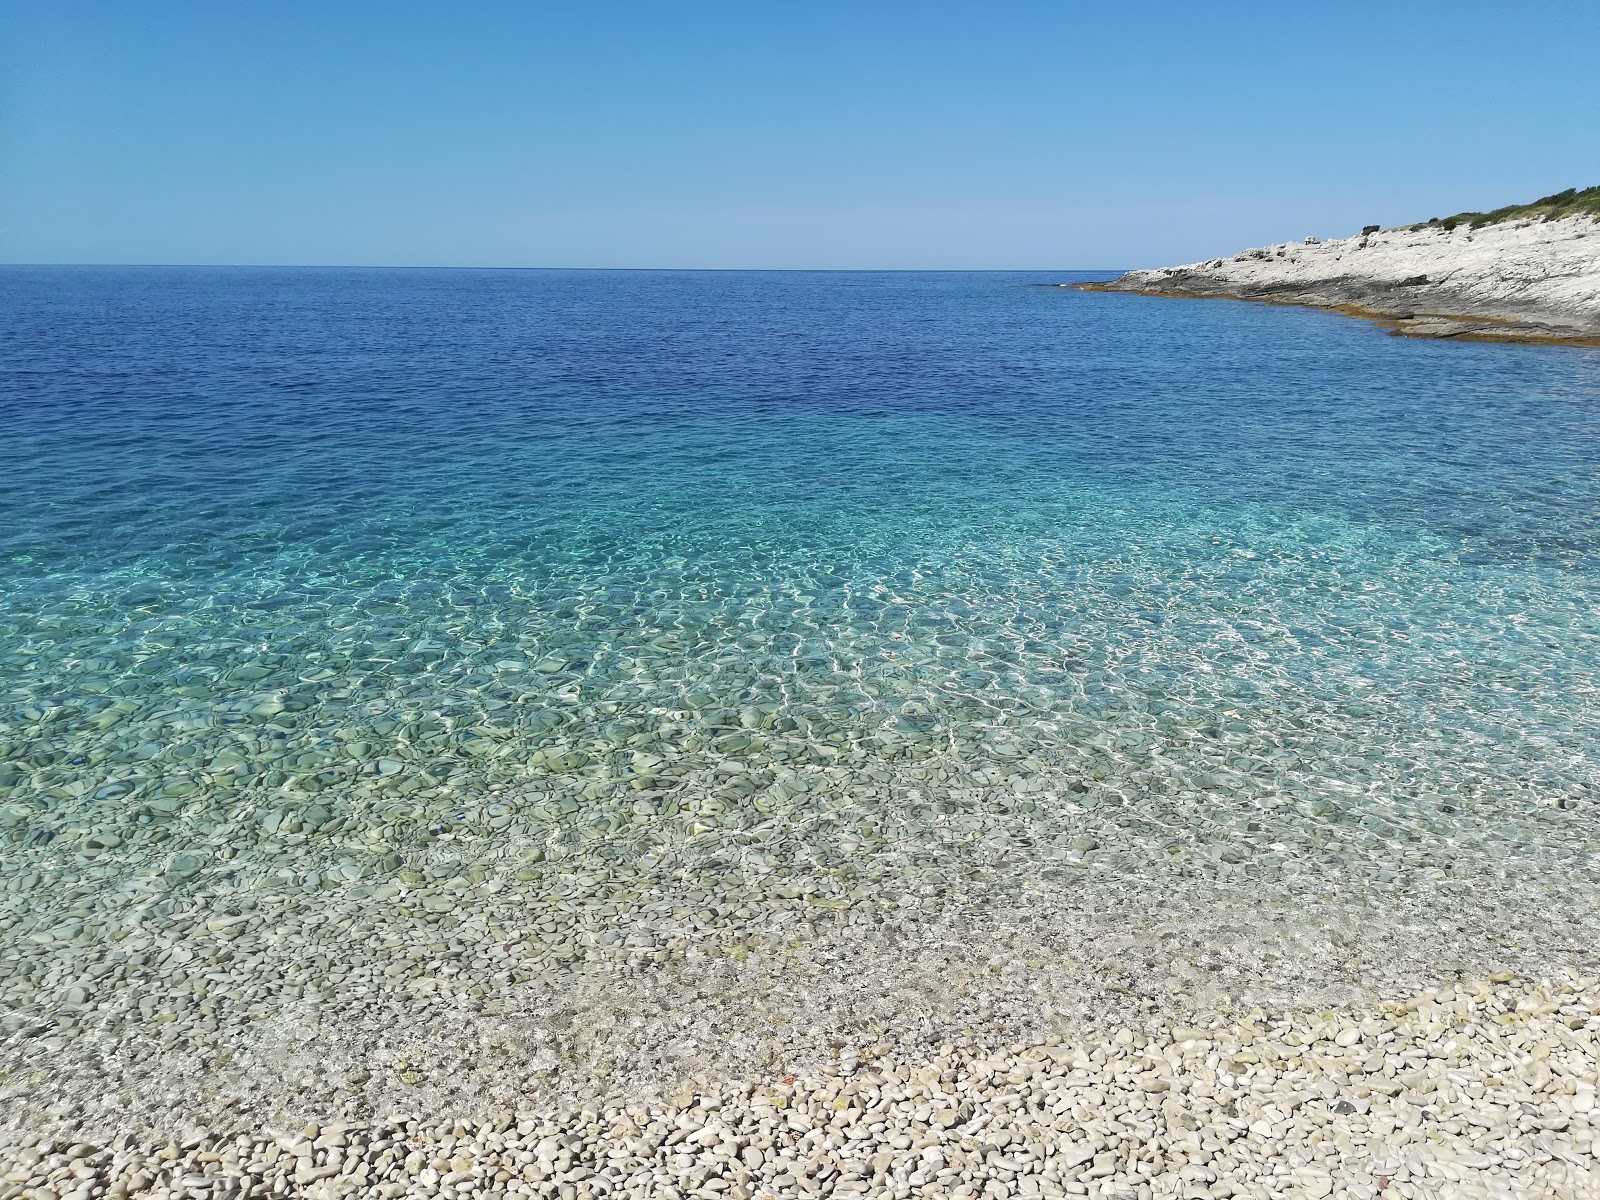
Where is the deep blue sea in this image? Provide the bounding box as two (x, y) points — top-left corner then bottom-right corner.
(2, 266), (1599, 914)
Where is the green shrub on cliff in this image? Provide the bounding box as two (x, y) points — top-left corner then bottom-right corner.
(1414, 186), (1600, 232)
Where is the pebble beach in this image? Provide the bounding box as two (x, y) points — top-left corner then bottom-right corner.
(7, 977), (1600, 1199)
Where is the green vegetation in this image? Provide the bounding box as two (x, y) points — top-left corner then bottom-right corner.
(1412, 186), (1600, 232)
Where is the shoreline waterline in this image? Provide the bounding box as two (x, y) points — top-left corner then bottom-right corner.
(1070, 281), (1600, 348)
(5, 819), (1598, 1144)
(1074, 211), (1600, 348)
(5, 973), (1597, 1197)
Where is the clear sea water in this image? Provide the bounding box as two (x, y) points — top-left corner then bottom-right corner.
(5, 265), (1600, 1123)
(4, 265), (1600, 933)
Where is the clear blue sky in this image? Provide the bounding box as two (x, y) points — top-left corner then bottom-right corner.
(3, 1), (1596, 269)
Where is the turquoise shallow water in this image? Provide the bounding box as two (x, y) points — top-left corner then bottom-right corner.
(4, 267), (1598, 872)
(4, 266), (1600, 1124)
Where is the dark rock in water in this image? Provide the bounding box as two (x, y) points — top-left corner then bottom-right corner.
(1363, 224), (1382, 235)
(1397, 275), (1430, 287)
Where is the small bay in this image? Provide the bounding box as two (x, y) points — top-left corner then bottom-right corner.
(2, 265), (1598, 1133)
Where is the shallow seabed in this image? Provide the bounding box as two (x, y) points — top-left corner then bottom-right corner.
(2, 267), (1599, 1141)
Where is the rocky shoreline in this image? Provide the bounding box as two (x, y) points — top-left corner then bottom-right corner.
(6, 743), (1599, 1162)
(1075, 215), (1600, 346)
(5, 975), (1598, 1199)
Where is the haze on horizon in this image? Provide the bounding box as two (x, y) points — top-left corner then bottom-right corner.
(2, 0), (1597, 271)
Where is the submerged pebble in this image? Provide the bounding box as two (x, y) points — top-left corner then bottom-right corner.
(4, 977), (1597, 1198)
(6, 268), (1600, 1164)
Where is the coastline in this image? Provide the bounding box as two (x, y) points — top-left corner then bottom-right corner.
(7, 973), (1598, 1198)
(1073, 215), (1600, 348)
(1071, 282), (1600, 348)
(7, 834), (1600, 1192)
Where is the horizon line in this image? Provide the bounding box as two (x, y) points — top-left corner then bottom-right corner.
(0, 262), (1130, 274)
